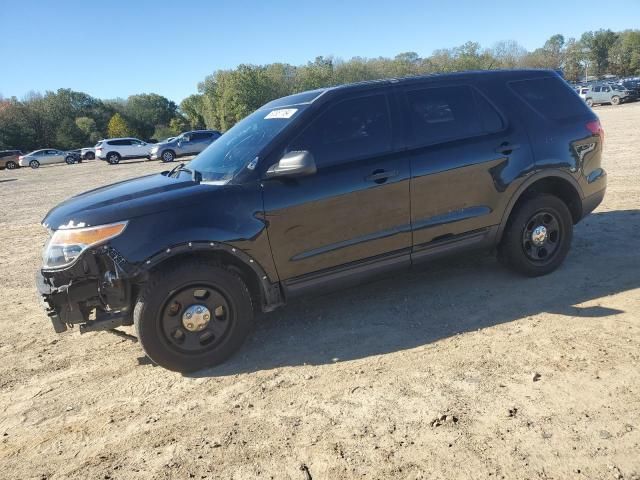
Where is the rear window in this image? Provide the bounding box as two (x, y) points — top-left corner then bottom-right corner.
(509, 76), (588, 121)
(95, 141), (103, 147)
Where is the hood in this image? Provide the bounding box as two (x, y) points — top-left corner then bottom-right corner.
(43, 172), (219, 229)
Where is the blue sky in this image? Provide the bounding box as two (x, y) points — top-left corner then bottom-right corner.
(1, 0), (639, 103)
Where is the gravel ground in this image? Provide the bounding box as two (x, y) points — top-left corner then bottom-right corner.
(0, 104), (639, 480)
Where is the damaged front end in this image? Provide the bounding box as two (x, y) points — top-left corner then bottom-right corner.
(37, 222), (139, 334)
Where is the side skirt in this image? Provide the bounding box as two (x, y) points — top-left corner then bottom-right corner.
(281, 226), (499, 300)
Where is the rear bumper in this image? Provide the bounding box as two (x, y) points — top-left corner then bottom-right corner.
(582, 188), (606, 218)
(580, 165), (607, 218)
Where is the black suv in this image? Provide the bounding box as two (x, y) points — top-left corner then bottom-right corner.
(37, 70), (607, 372)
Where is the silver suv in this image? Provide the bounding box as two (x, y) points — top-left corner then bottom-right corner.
(584, 84), (632, 106)
(149, 130), (221, 162)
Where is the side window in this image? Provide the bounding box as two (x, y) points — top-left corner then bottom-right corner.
(602, 86), (610, 93)
(474, 90), (504, 134)
(289, 94), (392, 167)
(129, 139), (142, 145)
(192, 132), (208, 141)
(509, 76), (589, 121)
(405, 85), (484, 146)
(592, 86), (601, 92)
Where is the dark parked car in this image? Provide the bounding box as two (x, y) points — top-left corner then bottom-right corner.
(37, 70), (606, 372)
(0, 150), (23, 170)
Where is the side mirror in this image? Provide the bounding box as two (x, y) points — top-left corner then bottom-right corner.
(265, 151), (316, 179)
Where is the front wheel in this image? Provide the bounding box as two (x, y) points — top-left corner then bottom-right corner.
(134, 261), (254, 372)
(498, 194), (573, 277)
(65, 156), (75, 164)
(586, 98), (594, 107)
(29, 160), (40, 169)
(611, 95), (620, 105)
(161, 150), (175, 163)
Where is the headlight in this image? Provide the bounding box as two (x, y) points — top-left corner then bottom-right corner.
(150, 146), (159, 153)
(42, 221), (128, 269)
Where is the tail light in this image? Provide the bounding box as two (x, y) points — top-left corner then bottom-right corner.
(18, 156), (23, 160)
(586, 120), (604, 144)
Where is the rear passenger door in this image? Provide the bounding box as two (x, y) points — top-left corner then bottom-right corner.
(400, 83), (533, 257)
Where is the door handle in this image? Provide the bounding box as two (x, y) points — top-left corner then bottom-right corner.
(366, 169), (398, 184)
(495, 143), (521, 155)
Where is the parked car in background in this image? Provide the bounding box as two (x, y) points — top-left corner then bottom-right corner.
(65, 150), (83, 163)
(95, 138), (152, 164)
(149, 130), (222, 162)
(36, 69), (606, 371)
(0, 150), (23, 170)
(19, 149), (75, 168)
(584, 84), (632, 106)
(80, 147), (95, 160)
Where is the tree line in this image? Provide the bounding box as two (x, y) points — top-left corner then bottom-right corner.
(1, 29), (638, 151)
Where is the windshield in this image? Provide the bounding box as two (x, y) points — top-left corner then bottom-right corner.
(188, 106), (305, 183)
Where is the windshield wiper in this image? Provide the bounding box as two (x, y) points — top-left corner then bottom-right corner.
(166, 162), (184, 177)
(167, 162), (202, 183)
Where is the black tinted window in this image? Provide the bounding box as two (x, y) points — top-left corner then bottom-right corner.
(109, 139), (130, 146)
(192, 132), (212, 140)
(289, 94), (391, 167)
(510, 76), (588, 121)
(405, 85), (484, 145)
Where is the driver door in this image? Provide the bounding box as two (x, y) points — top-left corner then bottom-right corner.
(262, 89), (411, 287)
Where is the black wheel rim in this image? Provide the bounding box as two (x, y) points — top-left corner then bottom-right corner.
(159, 284), (232, 354)
(521, 209), (562, 264)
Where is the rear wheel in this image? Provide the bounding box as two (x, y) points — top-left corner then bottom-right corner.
(6, 161), (17, 170)
(611, 95), (620, 105)
(134, 260), (254, 372)
(161, 150), (175, 163)
(498, 194), (573, 277)
(107, 152), (121, 165)
(29, 160), (40, 169)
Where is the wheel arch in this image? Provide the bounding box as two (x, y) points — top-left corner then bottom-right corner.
(138, 242), (283, 313)
(497, 171), (583, 242)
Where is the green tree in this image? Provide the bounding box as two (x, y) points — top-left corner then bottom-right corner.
(608, 30), (640, 76)
(180, 94), (206, 129)
(55, 118), (85, 149)
(124, 93), (178, 139)
(107, 113), (133, 138)
(581, 29), (619, 76)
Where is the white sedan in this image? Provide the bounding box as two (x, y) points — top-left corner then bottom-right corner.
(19, 149), (75, 169)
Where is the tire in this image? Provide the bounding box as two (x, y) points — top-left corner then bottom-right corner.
(611, 95), (620, 105)
(586, 98), (594, 107)
(106, 152), (121, 165)
(6, 161), (17, 170)
(84, 152), (95, 160)
(498, 194), (573, 277)
(29, 160), (40, 169)
(134, 260), (254, 372)
(161, 150), (175, 163)
(65, 156), (75, 164)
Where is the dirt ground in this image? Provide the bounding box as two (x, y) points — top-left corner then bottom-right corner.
(0, 103), (639, 480)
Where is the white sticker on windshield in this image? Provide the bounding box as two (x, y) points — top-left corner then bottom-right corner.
(265, 108), (298, 119)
